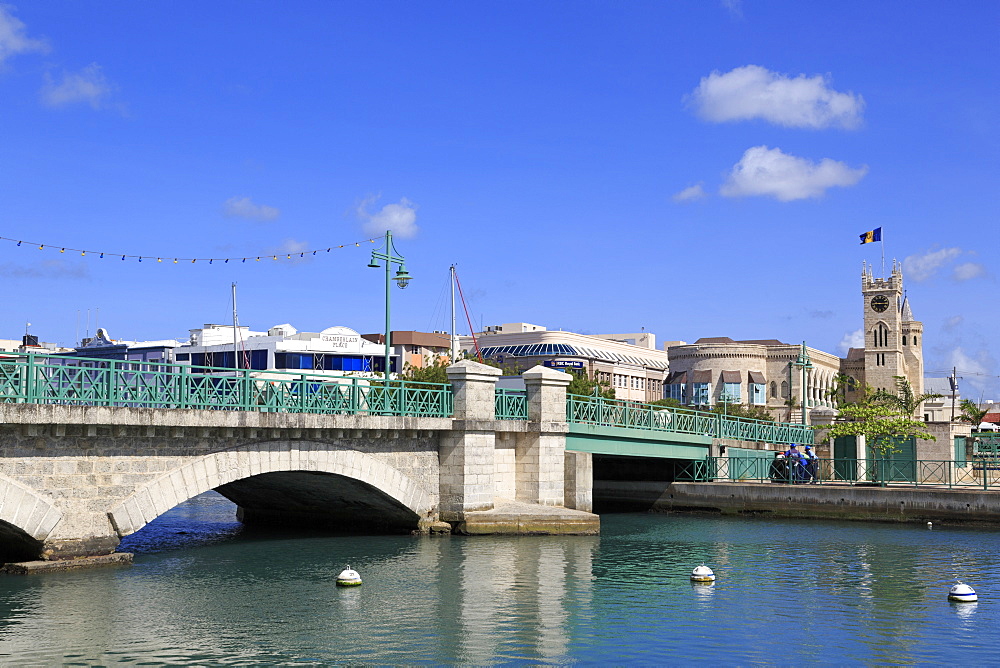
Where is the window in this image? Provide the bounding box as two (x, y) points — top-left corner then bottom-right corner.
(872, 324), (890, 348)
(902, 335), (908, 346)
(691, 382), (711, 406)
(780, 381), (789, 399)
(722, 382), (741, 403)
(769, 381), (777, 398)
(667, 383), (685, 402)
(750, 383), (766, 405)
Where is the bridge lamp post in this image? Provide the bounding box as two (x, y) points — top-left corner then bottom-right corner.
(368, 230), (412, 380)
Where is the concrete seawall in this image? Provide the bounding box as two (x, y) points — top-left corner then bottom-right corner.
(596, 481), (1000, 525)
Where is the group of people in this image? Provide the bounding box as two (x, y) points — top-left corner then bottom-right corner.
(769, 443), (818, 483)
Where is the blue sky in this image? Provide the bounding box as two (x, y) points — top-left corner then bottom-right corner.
(1, 1), (997, 398)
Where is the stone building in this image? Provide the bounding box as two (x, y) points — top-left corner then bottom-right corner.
(665, 338), (842, 421)
(844, 260), (924, 401)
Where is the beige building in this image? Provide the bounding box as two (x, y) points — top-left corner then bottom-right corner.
(461, 323), (670, 402)
(666, 338), (842, 419)
(847, 260), (924, 401)
(361, 330), (451, 369)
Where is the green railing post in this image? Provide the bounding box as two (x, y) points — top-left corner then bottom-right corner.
(106, 361), (117, 406)
(298, 375), (308, 413)
(23, 352), (35, 404)
(179, 365), (190, 409)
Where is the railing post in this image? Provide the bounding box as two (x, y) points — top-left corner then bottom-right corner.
(179, 365), (190, 409)
(24, 352), (35, 404)
(106, 360), (117, 406)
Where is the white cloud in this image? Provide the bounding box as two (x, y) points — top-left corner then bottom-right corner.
(673, 183), (707, 202)
(686, 65), (864, 129)
(902, 247), (961, 282)
(943, 315), (964, 332)
(223, 196), (280, 222)
(945, 347), (996, 399)
(954, 262), (986, 281)
(720, 145), (868, 201)
(266, 239), (311, 265)
(0, 5), (48, 66)
(357, 195), (419, 238)
(721, 0), (743, 19)
(838, 328), (864, 355)
(40, 63), (114, 109)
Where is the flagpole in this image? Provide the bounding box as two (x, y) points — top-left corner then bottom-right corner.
(881, 228), (885, 278)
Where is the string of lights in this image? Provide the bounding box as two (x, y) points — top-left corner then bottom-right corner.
(0, 235), (377, 264)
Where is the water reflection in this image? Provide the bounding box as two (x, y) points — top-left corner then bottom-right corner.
(0, 495), (998, 664)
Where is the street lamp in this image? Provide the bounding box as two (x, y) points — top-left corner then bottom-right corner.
(368, 230), (412, 380)
(790, 342), (813, 426)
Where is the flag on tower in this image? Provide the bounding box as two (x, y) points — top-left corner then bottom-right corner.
(859, 227), (882, 244)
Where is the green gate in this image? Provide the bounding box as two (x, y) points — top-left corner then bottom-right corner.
(871, 436), (916, 482)
(833, 436), (857, 481)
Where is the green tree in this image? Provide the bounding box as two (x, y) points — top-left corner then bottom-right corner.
(820, 403), (935, 457)
(825, 373), (858, 407)
(958, 399), (988, 425)
(565, 370), (616, 399)
(399, 354), (513, 384)
(710, 402), (775, 422)
(649, 398), (683, 409)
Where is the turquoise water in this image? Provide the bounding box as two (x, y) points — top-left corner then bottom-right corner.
(0, 493), (995, 665)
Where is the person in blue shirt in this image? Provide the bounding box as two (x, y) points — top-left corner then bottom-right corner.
(803, 445), (818, 482)
(783, 444), (805, 482)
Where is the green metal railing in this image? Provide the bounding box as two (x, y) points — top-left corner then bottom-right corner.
(675, 455), (1000, 489)
(565, 394), (814, 446)
(0, 351), (453, 418)
(972, 433), (1000, 456)
(494, 388), (528, 421)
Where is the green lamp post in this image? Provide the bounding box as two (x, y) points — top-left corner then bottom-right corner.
(368, 230), (412, 380)
(790, 341), (813, 426)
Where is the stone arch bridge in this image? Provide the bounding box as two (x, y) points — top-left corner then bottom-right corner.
(0, 361), (597, 561)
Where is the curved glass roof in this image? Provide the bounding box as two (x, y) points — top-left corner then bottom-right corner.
(479, 344), (668, 369)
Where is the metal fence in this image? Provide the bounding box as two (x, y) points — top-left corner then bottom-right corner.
(565, 394), (814, 446)
(674, 455), (1000, 490)
(0, 351), (453, 418)
(494, 388), (528, 420)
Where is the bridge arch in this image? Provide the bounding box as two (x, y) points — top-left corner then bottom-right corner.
(0, 475), (62, 561)
(109, 441), (436, 537)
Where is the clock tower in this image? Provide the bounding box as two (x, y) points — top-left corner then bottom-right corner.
(860, 260), (924, 403)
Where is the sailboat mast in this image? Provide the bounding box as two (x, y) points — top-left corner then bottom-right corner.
(450, 265), (458, 361)
(232, 282), (240, 370)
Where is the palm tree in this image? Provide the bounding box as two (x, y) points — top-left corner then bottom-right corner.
(958, 399), (988, 425)
(871, 376), (942, 416)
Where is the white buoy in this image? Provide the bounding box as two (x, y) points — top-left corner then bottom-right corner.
(690, 564), (716, 583)
(927, 521), (933, 528)
(948, 582), (977, 602)
(336, 565), (362, 587)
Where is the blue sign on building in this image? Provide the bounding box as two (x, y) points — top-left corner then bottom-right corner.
(543, 360), (584, 369)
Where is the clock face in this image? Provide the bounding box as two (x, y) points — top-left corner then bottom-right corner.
(870, 295), (890, 312)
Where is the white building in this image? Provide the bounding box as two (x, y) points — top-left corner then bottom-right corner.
(461, 322), (671, 402)
(175, 323), (394, 377)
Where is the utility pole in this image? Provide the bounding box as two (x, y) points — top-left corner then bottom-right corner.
(949, 367), (959, 422)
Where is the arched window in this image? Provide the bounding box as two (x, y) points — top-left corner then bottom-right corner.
(770, 381), (777, 398)
(902, 335), (908, 346)
(780, 381), (789, 399)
